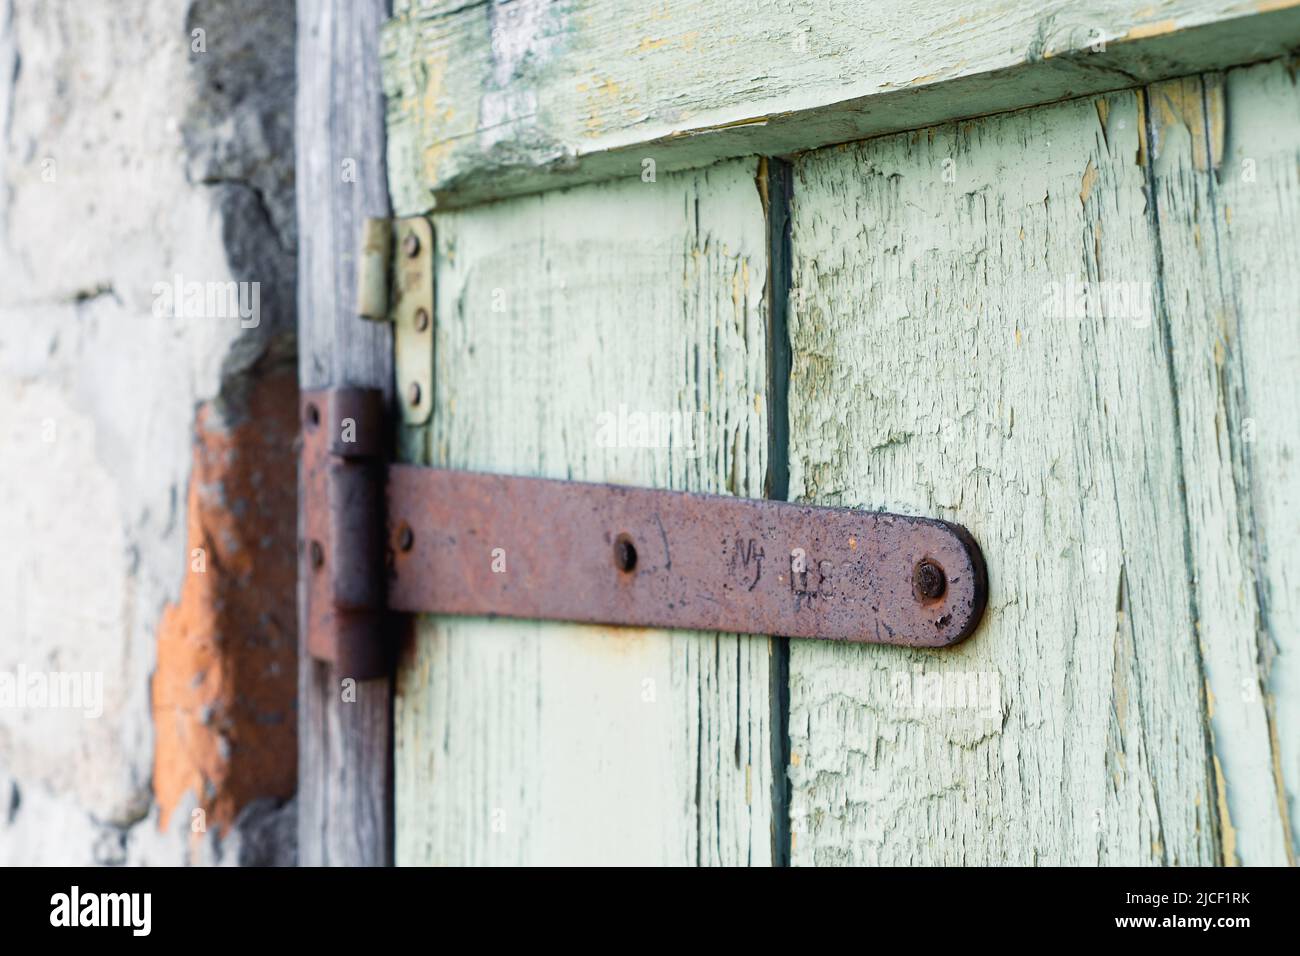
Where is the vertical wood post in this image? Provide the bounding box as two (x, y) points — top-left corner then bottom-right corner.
(295, 0), (393, 866)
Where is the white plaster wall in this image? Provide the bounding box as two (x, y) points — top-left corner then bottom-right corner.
(0, 0), (295, 864)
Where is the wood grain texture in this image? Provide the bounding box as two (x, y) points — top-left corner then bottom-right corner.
(1143, 65), (1296, 865)
(393, 159), (776, 865)
(296, 0), (393, 866)
(1206, 61), (1300, 864)
(379, 0), (1300, 211)
(786, 92), (1221, 865)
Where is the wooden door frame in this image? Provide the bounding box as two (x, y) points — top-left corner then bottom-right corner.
(296, 0), (394, 866)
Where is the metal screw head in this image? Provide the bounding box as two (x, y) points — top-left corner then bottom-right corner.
(398, 524), (414, 552)
(414, 307), (430, 332)
(310, 540), (324, 570)
(913, 560), (946, 601)
(402, 232), (420, 258)
(407, 382), (422, 406)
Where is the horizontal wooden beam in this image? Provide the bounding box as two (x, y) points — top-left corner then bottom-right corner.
(381, 0), (1300, 211)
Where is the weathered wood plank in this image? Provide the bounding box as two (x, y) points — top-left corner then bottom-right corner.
(786, 92), (1221, 864)
(393, 159), (775, 864)
(296, 0), (393, 867)
(380, 0), (1300, 211)
(1207, 60), (1300, 864)
(1143, 66), (1295, 865)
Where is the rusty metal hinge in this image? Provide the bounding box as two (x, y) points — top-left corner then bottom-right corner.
(306, 215), (988, 676)
(300, 387), (989, 679)
(300, 388), (389, 678)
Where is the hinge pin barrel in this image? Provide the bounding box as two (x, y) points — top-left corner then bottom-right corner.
(356, 217), (392, 322)
(300, 388), (390, 679)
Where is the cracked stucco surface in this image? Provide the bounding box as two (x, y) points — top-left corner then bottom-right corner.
(0, 0), (295, 864)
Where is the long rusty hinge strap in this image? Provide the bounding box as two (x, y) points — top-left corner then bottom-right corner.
(301, 388), (989, 676)
(385, 466), (987, 648)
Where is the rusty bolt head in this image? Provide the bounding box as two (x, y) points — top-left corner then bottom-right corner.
(414, 307), (430, 332)
(402, 232), (420, 258)
(310, 540), (324, 570)
(398, 524), (414, 552)
(913, 560), (946, 601)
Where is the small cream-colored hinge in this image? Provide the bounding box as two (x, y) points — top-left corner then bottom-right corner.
(355, 216), (433, 426)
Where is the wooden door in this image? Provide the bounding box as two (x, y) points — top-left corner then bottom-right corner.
(389, 163), (780, 865)
(357, 1), (1300, 866)
(784, 71), (1297, 866)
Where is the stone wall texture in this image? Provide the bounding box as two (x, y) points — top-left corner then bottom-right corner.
(0, 0), (298, 865)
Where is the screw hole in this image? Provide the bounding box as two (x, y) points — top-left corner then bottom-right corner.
(398, 523), (414, 552)
(613, 534), (637, 574)
(310, 540), (324, 570)
(305, 403), (321, 430)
